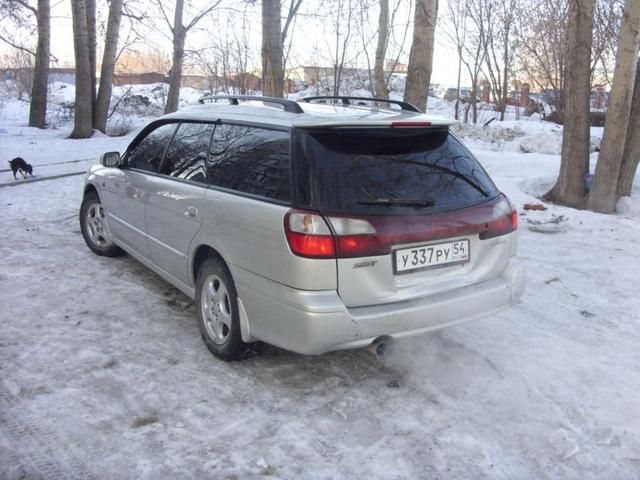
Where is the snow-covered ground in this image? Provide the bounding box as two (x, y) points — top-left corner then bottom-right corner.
(1, 86), (640, 479)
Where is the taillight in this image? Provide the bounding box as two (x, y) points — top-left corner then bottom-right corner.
(284, 196), (517, 260)
(284, 211), (335, 258)
(284, 210), (382, 259)
(479, 197), (518, 240)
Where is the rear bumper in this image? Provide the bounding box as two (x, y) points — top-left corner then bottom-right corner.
(235, 258), (525, 355)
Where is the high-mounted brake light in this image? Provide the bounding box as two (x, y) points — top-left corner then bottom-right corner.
(391, 121), (433, 127)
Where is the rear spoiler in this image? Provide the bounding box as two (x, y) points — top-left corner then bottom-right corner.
(302, 96), (420, 113)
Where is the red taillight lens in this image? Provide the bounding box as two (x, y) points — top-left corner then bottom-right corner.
(479, 198), (518, 240)
(284, 211), (335, 258)
(286, 231), (335, 258)
(335, 234), (383, 257)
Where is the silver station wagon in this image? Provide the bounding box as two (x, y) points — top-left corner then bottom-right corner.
(80, 95), (525, 360)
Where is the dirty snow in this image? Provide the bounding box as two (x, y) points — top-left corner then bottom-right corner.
(1, 86), (640, 479)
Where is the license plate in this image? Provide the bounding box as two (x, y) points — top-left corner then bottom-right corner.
(394, 239), (470, 274)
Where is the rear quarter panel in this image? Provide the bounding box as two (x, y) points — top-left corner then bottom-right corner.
(190, 188), (337, 291)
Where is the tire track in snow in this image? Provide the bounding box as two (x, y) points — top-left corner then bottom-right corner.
(0, 171), (86, 188)
(0, 157), (94, 173)
(0, 380), (96, 480)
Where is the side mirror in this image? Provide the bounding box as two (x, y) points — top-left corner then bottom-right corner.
(100, 151), (121, 167)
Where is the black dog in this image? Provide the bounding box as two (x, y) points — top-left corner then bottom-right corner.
(8, 157), (34, 180)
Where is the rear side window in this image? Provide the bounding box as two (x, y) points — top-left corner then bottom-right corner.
(162, 122), (214, 183)
(294, 129), (499, 215)
(127, 123), (177, 173)
(207, 124), (290, 201)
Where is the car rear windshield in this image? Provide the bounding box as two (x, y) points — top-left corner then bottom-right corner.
(294, 128), (499, 215)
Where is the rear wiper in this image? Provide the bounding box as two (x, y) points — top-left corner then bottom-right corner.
(357, 198), (436, 208)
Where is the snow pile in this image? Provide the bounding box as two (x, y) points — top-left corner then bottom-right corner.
(452, 122), (528, 144)
(617, 196), (640, 217)
(451, 120), (604, 156)
(519, 130), (563, 154)
(177, 86), (208, 106)
(426, 96), (454, 116)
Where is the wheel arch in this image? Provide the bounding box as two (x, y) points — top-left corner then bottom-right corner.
(191, 244), (254, 344)
(191, 244), (226, 286)
(83, 183), (99, 197)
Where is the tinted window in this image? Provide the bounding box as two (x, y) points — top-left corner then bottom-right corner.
(207, 124), (290, 201)
(127, 123), (177, 173)
(294, 129), (499, 215)
(162, 122), (214, 183)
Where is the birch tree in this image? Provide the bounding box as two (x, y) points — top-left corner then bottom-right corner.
(543, 0), (594, 208)
(262, 0), (283, 96)
(157, 0), (223, 114)
(0, 0), (50, 128)
(442, 0), (467, 120)
(617, 58), (640, 197)
(373, 0), (389, 99)
(588, 0), (640, 213)
(281, 0), (304, 76)
(326, 0), (356, 96)
(30, 0), (49, 128)
(86, 0), (96, 108)
(94, 0), (123, 133)
(404, 0), (437, 111)
(70, 0), (93, 138)
(484, 0), (517, 120)
(462, 0), (488, 123)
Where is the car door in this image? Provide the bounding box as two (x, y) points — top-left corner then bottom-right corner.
(145, 122), (214, 285)
(101, 122), (178, 258)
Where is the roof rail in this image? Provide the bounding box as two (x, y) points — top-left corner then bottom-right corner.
(302, 96), (420, 113)
(198, 95), (304, 114)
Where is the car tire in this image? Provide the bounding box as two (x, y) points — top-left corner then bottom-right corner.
(79, 191), (123, 257)
(196, 258), (252, 361)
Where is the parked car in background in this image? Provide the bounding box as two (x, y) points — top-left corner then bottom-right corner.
(428, 84), (444, 99)
(80, 95), (525, 361)
(443, 87), (480, 103)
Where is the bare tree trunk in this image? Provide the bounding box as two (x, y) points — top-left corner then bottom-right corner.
(70, 0), (93, 138)
(454, 48), (462, 120)
(94, 0), (123, 133)
(262, 0), (284, 97)
(543, 0), (593, 209)
(617, 58), (640, 197)
(160, 0), (221, 113)
(471, 85), (477, 123)
(373, 0), (389, 99)
(281, 0), (303, 78)
(165, 0), (185, 114)
(500, 36), (509, 121)
(29, 0), (50, 129)
(404, 0), (438, 112)
(86, 0), (96, 108)
(587, 0), (640, 213)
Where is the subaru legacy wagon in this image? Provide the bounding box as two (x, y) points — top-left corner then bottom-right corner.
(80, 95), (525, 360)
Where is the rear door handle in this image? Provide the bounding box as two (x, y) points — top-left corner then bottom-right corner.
(184, 206), (198, 218)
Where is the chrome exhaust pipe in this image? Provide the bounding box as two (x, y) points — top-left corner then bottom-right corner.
(367, 335), (394, 357)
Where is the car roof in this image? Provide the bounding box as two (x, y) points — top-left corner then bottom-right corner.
(161, 99), (456, 129)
